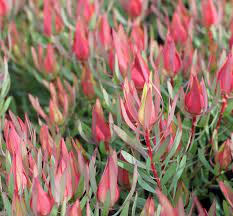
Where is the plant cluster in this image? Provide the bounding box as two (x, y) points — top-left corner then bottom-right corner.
(0, 0), (232, 215)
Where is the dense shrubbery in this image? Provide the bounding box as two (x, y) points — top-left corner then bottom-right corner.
(0, 0), (232, 215)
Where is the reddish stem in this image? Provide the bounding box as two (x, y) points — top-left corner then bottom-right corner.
(216, 96), (227, 131)
(186, 116), (196, 152)
(170, 77), (174, 88)
(145, 129), (161, 189)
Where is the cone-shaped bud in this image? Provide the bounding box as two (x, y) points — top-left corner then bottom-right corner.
(215, 139), (232, 169)
(97, 151), (120, 207)
(163, 34), (181, 77)
(184, 74), (208, 116)
(201, 0), (218, 28)
(217, 53), (233, 95)
(73, 20), (89, 61)
(30, 177), (53, 216)
(131, 51), (149, 89)
(120, 0), (142, 17)
(92, 99), (111, 145)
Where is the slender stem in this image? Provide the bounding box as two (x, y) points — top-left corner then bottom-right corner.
(216, 96), (227, 131)
(145, 129), (161, 189)
(186, 116), (196, 152)
(170, 77), (174, 88)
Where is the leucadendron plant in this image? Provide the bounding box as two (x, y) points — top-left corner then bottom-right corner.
(0, 0), (232, 215)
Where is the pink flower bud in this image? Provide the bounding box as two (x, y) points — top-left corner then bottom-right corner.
(156, 189), (186, 216)
(98, 14), (112, 50)
(4, 121), (20, 154)
(217, 53), (233, 95)
(43, 0), (52, 36)
(113, 25), (132, 76)
(49, 100), (64, 125)
(69, 152), (81, 193)
(142, 197), (155, 216)
(10, 153), (27, 193)
(81, 65), (95, 99)
(215, 139), (232, 169)
(163, 34), (181, 77)
(68, 199), (82, 216)
(184, 75), (208, 116)
(73, 21), (89, 61)
(120, 0), (142, 18)
(121, 76), (161, 131)
(92, 99), (111, 146)
(52, 140), (73, 202)
(40, 125), (53, 157)
(130, 25), (144, 51)
(76, 0), (95, 24)
(97, 151), (120, 207)
(138, 81), (160, 130)
(171, 12), (188, 43)
(44, 44), (57, 74)
(201, 0), (218, 28)
(43, 0), (63, 36)
(0, 0), (8, 16)
(131, 51), (149, 89)
(219, 181), (233, 208)
(30, 178), (53, 216)
(4, 118), (27, 157)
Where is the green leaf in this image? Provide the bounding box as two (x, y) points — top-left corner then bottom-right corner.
(198, 149), (214, 174)
(138, 175), (155, 194)
(120, 201), (130, 216)
(1, 193), (11, 216)
(5, 151), (12, 173)
(89, 13), (97, 30)
(170, 155), (187, 194)
(8, 173), (14, 199)
(0, 97), (11, 116)
(121, 150), (146, 169)
(163, 129), (182, 167)
(61, 198), (67, 216)
(80, 195), (88, 210)
(118, 160), (134, 173)
(161, 163), (177, 185)
(113, 125), (147, 158)
(89, 158), (97, 194)
(94, 204), (100, 216)
(102, 191), (111, 216)
(77, 176), (85, 199)
(223, 200), (230, 216)
(153, 136), (170, 162)
(60, 8), (75, 30)
(24, 188), (31, 213)
(114, 54), (123, 82)
(77, 120), (91, 143)
(113, 9), (128, 25)
(113, 165), (138, 216)
(101, 85), (110, 107)
(131, 193), (138, 216)
(49, 205), (59, 216)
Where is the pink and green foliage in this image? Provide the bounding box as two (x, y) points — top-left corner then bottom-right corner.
(0, 0), (232, 215)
